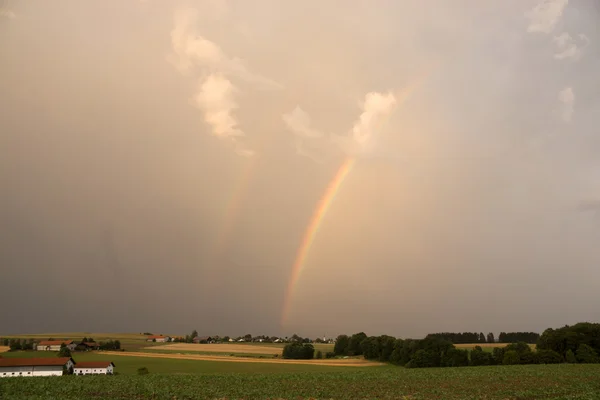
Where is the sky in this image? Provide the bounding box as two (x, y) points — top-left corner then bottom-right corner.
(1, 0), (599, 339)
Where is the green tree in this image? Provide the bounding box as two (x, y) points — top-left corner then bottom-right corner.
(565, 349), (577, 363)
(537, 349), (562, 364)
(191, 330), (198, 339)
(347, 332), (367, 356)
(315, 350), (323, 359)
(502, 350), (520, 365)
(486, 332), (495, 344)
(334, 335), (350, 356)
(360, 336), (380, 360)
(479, 333), (486, 343)
(470, 346), (493, 366)
(441, 348), (469, 367)
(282, 343), (314, 359)
(407, 350), (438, 368)
(576, 344), (600, 364)
(58, 344), (71, 358)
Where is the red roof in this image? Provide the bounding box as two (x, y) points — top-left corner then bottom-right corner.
(75, 361), (114, 368)
(38, 340), (73, 346)
(0, 357), (74, 367)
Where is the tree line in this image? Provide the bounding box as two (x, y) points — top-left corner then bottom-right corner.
(325, 322), (599, 368)
(424, 331), (539, 344)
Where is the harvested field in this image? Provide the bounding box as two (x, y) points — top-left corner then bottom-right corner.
(146, 343), (282, 355)
(454, 343), (536, 349)
(0, 346), (9, 352)
(101, 350), (382, 367)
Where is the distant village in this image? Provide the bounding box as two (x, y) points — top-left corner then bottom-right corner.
(0, 333), (335, 378)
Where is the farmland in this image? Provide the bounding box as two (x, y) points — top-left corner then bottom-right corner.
(2, 364), (600, 399)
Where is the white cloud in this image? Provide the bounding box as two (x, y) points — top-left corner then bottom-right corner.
(169, 7), (281, 156)
(283, 91), (398, 161)
(553, 32), (589, 61)
(526, 0), (569, 34)
(558, 86), (575, 123)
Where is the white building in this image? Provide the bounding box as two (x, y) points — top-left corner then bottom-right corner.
(36, 340), (75, 351)
(74, 361), (115, 375)
(0, 357), (75, 378)
(146, 335), (170, 342)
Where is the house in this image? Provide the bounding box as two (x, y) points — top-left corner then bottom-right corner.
(36, 340), (76, 351)
(0, 357), (75, 377)
(75, 342), (100, 351)
(146, 335), (170, 343)
(192, 336), (213, 344)
(74, 361), (115, 375)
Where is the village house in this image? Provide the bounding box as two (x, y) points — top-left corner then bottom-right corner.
(75, 342), (100, 351)
(0, 357), (75, 377)
(74, 361), (115, 375)
(36, 340), (76, 351)
(146, 335), (170, 342)
(192, 336), (213, 344)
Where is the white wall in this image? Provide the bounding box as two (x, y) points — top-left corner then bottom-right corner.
(0, 366), (65, 377)
(37, 345), (61, 351)
(74, 365), (113, 375)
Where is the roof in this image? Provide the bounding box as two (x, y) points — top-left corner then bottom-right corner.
(147, 335), (168, 339)
(79, 342), (98, 347)
(0, 357), (74, 367)
(74, 361), (115, 368)
(38, 340), (73, 346)
(194, 336), (212, 341)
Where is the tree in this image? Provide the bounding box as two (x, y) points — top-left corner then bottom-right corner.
(502, 350), (520, 365)
(441, 348), (469, 367)
(470, 346), (493, 366)
(406, 350), (438, 368)
(315, 350), (323, 359)
(537, 349), (562, 364)
(347, 332), (367, 356)
(282, 343), (314, 359)
(486, 332), (495, 344)
(479, 333), (486, 343)
(58, 344), (71, 358)
(360, 336), (380, 360)
(191, 330), (198, 339)
(576, 344), (600, 364)
(565, 349), (577, 363)
(2, 338), (8, 346)
(334, 335), (350, 356)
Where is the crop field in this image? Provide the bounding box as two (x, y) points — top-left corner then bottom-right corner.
(2, 364), (600, 399)
(454, 343), (537, 352)
(0, 346), (9, 353)
(148, 343), (282, 354)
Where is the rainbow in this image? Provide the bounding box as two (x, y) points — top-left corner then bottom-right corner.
(281, 157), (356, 326)
(280, 65), (438, 327)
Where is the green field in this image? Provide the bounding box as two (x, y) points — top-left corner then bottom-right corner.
(1, 364), (600, 399)
(0, 351), (350, 375)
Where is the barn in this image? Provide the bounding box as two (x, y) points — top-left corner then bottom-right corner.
(74, 361), (115, 375)
(36, 340), (75, 351)
(0, 357), (75, 377)
(146, 335), (170, 342)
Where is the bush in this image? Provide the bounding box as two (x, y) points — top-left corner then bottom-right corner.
(470, 346), (492, 366)
(325, 352), (335, 359)
(441, 348), (469, 367)
(502, 350), (520, 365)
(58, 345), (71, 358)
(566, 349), (577, 363)
(137, 367), (149, 375)
(576, 344), (600, 364)
(537, 349), (562, 364)
(282, 343), (314, 360)
(407, 350), (438, 368)
(315, 350), (323, 359)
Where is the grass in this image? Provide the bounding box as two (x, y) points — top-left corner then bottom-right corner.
(0, 351), (352, 375)
(1, 364), (600, 399)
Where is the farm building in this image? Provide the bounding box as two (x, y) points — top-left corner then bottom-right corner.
(75, 342), (100, 351)
(192, 336), (213, 344)
(146, 335), (170, 342)
(0, 357), (75, 377)
(74, 361), (115, 375)
(36, 340), (76, 351)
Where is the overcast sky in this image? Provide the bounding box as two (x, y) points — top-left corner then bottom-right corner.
(1, 0), (599, 339)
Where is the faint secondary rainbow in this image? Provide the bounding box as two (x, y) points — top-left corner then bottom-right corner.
(214, 156), (259, 256)
(281, 157), (356, 326)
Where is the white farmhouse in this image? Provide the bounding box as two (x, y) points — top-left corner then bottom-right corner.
(146, 335), (170, 343)
(0, 357), (75, 378)
(36, 340), (75, 351)
(74, 361), (115, 375)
